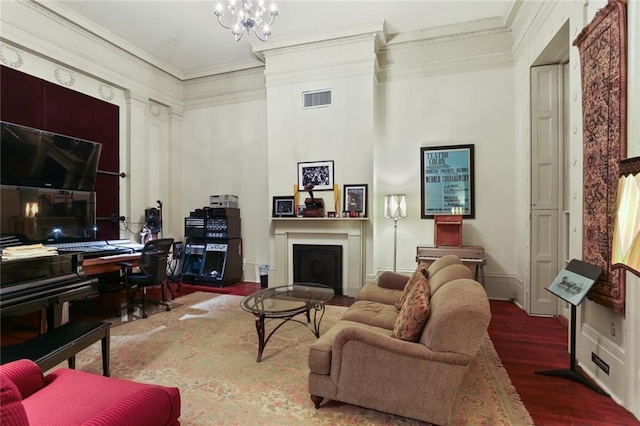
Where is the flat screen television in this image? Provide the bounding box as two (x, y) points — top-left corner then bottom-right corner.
(0, 121), (102, 191)
(0, 185), (97, 243)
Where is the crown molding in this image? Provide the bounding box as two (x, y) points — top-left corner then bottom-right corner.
(378, 51), (513, 83)
(183, 66), (266, 110)
(35, 0), (185, 80)
(510, 0), (562, 60)
(3, 0), (183, 107)
(184, 59), (266, 81)
(253, 22), (386, 61)
(386, 16), (506, 46)
(264, 58), (377, 88)
(378, 18), (513, 82)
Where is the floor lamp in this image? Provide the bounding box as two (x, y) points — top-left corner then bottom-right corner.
(384, 194), (407, 272)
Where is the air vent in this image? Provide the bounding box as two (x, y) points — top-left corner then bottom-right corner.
(303, 90), (332, 109)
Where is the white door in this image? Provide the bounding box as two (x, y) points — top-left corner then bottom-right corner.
(530, 64), (563, 316)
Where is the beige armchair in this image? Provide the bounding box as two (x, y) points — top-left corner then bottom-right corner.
(308, 256), (491, 425)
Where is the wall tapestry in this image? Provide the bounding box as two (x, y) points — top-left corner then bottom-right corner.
(573, 0), (628, 314)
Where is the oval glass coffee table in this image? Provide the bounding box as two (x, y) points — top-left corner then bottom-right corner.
(240, 283), (335, 362)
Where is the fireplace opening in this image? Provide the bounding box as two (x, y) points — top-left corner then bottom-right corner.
(293, 244), (343, 295)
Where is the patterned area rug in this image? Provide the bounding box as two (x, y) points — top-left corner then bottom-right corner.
(574, 0), (628, 314)
(71, 292), (533, 425)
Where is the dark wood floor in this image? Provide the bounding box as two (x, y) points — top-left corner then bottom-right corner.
(488, 299), (638, 425)
(2, 280), (638, 425)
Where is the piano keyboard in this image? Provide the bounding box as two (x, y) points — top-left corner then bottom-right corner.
(416, 245), (486, 285)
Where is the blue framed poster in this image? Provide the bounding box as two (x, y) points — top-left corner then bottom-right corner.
(420, 144), (475, 219)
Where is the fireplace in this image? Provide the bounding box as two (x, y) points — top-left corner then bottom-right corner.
(272, 218), (367, 297)
(293, 244), (343, 295)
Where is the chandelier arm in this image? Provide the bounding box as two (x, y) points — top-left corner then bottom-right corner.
(216, 15), (237, 31)
(252, 28), (268, 42)
(254, 14), (276, 31)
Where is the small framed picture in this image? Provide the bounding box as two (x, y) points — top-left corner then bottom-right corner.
(272, 196), (296, 217)
(298, 160), (334, 191)
(343, 184), (368, 217)
(297, 205), (305, 217)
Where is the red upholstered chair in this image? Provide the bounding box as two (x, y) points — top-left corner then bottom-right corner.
(0, 359), (180, 426)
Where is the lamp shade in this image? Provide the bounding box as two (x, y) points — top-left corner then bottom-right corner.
(612, 157), (640, 278)
(384, 194), (407, 219)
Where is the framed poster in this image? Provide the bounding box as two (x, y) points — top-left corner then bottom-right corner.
(272, 196), (296, 218)
(343, 184), (368, 217)
(298, 160), (334, 191)
(420, 144), (475, 219)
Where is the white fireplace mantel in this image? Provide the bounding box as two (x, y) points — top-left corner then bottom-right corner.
(272, 218), (367, 297)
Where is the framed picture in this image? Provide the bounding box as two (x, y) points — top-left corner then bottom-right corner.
(298, 160), (334, 191)
(420, 144), (475, 219)
(343, 184), (368, 217)
(272, 196), (296, 218)
(297, 205), (305, 217)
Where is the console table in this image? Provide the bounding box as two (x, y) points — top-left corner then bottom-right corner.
(416, 245), (486, 285)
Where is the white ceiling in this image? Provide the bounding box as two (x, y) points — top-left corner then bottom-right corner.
(58, 0), (514, 77)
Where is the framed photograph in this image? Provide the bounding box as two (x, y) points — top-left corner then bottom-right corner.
(272, 196), (296, 218)
(298, 160), (334, 191)
(420, 144), (475, 219)
(343, 184), (368, 217)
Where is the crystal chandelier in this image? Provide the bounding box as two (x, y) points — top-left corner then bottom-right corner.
(214, 0), (278, 42)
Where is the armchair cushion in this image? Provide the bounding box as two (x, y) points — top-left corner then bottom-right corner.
(1, 379), (29, 426)
(340, 300), (398, 330)
(394, 262), (429, 310)
(0, 359), (45, 399)
(22, 368), (180, 425)
(392, 273), (431, 342)
(377, 271), (410, 290)
(355, 283), (402, 306)
(0, 359), (180, 426)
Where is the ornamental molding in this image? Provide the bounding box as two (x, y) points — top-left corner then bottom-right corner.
(54, 67), (75, 87)
(6, 1), (182, 105)
(183, 88), (266, 111)
(98, 84), (115, 101)
(254, 31), (382, 62)
(378, 51), (513, 83)
(385, 26), (511, 52)
(148, 102), (162, 118)
(0, 44), (24, 68)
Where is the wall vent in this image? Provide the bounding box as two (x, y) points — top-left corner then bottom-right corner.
(303, 90), (332, 109)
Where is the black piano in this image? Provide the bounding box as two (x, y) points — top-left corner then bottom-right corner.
(0, 253), (99, 329)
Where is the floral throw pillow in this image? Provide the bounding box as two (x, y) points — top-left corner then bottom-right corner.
(392, 273), (431, 342)
(394, 263), (428, 311)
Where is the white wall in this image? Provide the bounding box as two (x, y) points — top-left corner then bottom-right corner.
(377, 68), (516, 290)
(182, 99), (269, 281)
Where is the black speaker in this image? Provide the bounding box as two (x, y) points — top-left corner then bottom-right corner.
(145, 208), (161, 232)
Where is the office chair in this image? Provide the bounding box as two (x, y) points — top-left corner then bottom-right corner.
(119, 238), (174, 319)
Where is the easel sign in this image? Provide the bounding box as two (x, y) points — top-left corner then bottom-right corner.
(537, 259), (608, 396)
(546, 260), (601, 306)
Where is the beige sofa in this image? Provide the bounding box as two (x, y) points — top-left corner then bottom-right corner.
(308, 255), (491, 425)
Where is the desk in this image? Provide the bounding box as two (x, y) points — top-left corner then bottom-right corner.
(416, 245), (486, 285)
(82, 253), (140, 276)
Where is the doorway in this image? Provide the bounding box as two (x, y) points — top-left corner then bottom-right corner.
(528, 23), (571, 317)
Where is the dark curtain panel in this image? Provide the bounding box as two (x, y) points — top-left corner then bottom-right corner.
(0, 65), (120, 240)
